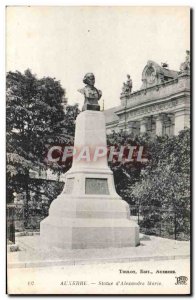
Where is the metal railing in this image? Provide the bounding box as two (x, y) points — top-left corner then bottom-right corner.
(129, 205), (190, 241)
(7, 203), (190, 242)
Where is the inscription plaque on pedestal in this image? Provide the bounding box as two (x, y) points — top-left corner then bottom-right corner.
(85, 178), (109, 195)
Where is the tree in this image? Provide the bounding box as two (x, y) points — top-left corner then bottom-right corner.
(6, 69), (80, 222)
(107, 131), (150, 204)
(107, 129), (190, 240)
(131, 129), (190, 240)
(7, 69), (67, 167)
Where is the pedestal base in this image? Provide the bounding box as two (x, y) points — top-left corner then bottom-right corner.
(40, 196), (139, 249)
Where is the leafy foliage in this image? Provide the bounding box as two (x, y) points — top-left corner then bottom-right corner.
(107, 129), (190, 240)
(7, 69), (68, 172)
(6, 70), (80, 222)
(107, 131), (150, 204)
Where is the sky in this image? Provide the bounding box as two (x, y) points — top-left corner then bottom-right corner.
(6, 6), (190, 110)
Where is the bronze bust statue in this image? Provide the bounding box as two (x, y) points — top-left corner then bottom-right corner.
(78, 73), (102, 111)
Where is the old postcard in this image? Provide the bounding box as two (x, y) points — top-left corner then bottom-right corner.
(6, 6), (191, 295)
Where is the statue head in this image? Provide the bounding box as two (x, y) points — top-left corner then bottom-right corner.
(78, 73), (102, 111)
(83, 73), (95, 87)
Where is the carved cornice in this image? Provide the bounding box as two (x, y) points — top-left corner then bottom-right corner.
(120, 74), (190, 109)
(117, 96), (190, 124)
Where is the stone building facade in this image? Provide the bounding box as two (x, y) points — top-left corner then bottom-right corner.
(104, 52), (190, 136)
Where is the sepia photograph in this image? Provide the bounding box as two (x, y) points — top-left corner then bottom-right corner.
(6, 6), (191, 295)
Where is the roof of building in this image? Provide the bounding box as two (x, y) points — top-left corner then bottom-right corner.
(104, 60), (182, 123)
(161, 67), (179, 79)
(139, 60), (179, 90)
(103, 106), (121, 124)
(144, 60), (179, 79)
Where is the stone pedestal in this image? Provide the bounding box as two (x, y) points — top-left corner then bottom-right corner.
(40, 110), (139, 249)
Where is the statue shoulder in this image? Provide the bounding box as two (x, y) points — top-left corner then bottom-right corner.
(98, 89), (102, 97)
(78, 86), (93, 97)
(78, 88), (85, 95)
